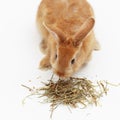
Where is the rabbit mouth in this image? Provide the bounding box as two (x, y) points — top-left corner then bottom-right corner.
(56, 71), (65, 77)
(54, 70), (72, 78)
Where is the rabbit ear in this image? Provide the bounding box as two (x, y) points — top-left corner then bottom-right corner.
(73, 18), (95, 46)
(43, 22), (66, 42)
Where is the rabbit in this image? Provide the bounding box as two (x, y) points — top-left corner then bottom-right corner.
(36, 0), (100, 78)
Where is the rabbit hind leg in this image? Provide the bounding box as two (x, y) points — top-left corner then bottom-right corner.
(38, 23), (49, 54)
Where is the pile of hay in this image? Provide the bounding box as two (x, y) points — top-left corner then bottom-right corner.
(22, 76), (108, 117)
(40, 77), (107, 108)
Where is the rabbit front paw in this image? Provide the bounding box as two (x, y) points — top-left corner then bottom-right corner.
(94, 40), (101, 50)
(39, 57), (51, 70)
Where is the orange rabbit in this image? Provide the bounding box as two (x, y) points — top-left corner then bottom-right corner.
(36, 0), (100, 78)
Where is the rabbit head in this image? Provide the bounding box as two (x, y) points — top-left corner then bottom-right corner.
(43, 18), (95, 78)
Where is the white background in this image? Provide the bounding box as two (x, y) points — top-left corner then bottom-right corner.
(0, 0), (120, 120)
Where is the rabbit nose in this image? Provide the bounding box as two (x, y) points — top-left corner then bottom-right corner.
(56, 71), (65, 77)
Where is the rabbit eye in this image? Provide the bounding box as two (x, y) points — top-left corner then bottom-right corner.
(55, 54), (57, 59)
(71, 59), (75, 64)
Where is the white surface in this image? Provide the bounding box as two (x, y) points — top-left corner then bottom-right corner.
(0, 0), (120, 120)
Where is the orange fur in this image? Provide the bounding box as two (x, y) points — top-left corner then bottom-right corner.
(36, 0), (100, 78)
